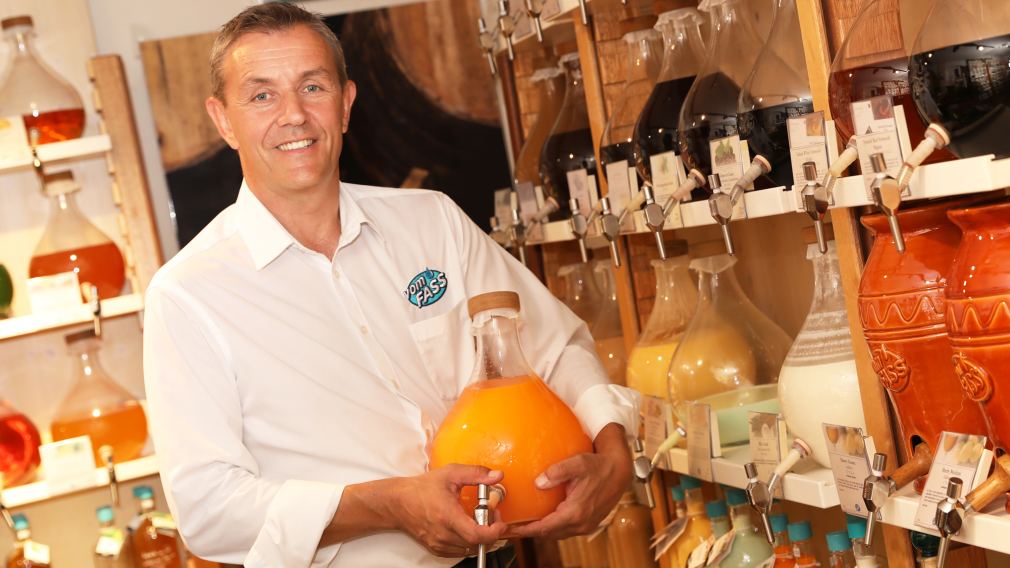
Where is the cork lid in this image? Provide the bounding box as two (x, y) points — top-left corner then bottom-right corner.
(1, 16), (33, 30)
(468, 291), (521, 318)
(802, 223), (835, 245)
(620, 15), (658, 37)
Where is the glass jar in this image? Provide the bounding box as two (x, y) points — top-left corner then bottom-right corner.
(634, 8), (708, 201)
(668, 245), (791, 446)
(429, 292), (592, 523)
(540, 53), (597, 220)
(827, 0), (955, 167)
(737, 0), (815, 189)
(0, 16), (85, 145)
(50, 329), (148, 466)
(909, 0), (1010, 159)
(514, 64), (564, 223)
(0, 400), (41, 486)
(558, 261), (604, 325)
(679, 0), (768, 180)
(592, 260), (627, 385)
(606, 492), (657, 568)
(778, 231), (865, 468)
(29, 172), (126, 301)
(627, 242), (697, 400)
(721, 488), (773, 566)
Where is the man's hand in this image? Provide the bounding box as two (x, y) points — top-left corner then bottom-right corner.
(508, 423), (632, 539)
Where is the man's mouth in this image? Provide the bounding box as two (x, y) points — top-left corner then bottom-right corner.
(276, 139), (316, 151)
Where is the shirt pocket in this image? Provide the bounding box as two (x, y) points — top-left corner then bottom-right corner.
(408, 299), (473, 404)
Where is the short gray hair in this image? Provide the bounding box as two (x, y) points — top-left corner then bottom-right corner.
(209, 3), (348, 101)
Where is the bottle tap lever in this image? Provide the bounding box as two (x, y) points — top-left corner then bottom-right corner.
(823, 136), (859, 204)
(663, 169), (707, 216)
(650, 424), (687, 468)
(477, 18), (498, 75)
(768, 438), (811, 499)
(641, 187), (668, 260)
(617, 187), (649, 226)
(729, 155), (771, 204)
(569, 197), (590, 262)
(868, 152), (906, 253)
(707, 174), (735, 256)
(965, 454), (1010, 514)
(498, 0), (515, 61)
(897, 123), (950, 190)
(744, 462), (774, 543)
(862, 452), (896, 547)
(800, 161), (829, 254)
(508, 206), (527, 266)
(598, 197), (622, 267)
(934, 477), (964, 568)
(525, 0), (544, 42)
(632, 439), (656, 508)
(100, 445), (119, 507)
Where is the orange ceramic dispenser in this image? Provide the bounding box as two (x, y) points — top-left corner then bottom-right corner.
(429, 291), (593, 524)
(858, 201), (989, 465)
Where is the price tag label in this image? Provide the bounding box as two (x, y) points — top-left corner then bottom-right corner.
(39, 436), (95, 495)
(24, 541), (50, 565)
(749, 412), (788, 498)
(643, 395), (675, 470)
(710, 135), (748, 219)
(493, 188), (512, 229)
(96, 527), (125, 557)
(604, 160), (639, 231)
(913, 431), (992, 529)
(566, 169), (598, 215)
(786, 111), (830, 193)
(687, 402), (720, 481)
(851, 96), (903, 195)
(0, 115), (30, 167)
(707, 530), (736, 565)
(151, 512), (178, 532)
(27, 272), (83, 314)
(823, 424), (875, 516)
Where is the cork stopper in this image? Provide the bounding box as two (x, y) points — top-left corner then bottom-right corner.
(802, 224), (835, 245)
(620, 15), (658, 37)
(468, 291), (521, 318)
(43, 171), (79, 197)
(1, 16), (33, 30)
(689, 239), (728, 259)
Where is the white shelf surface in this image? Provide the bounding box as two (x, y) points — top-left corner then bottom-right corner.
(0, 293), (144, 341)
(0, 135), (111, 174)
(878, 484), (1010, 556)
(661, 445), (839, 510)
(3, 454), (159, 509)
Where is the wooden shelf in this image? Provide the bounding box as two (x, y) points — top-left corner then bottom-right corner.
(3, 454), (158, 509)
(878, 485), (1010, 556)
(0, 293), (144, 341)
(0, 135), (112, 175)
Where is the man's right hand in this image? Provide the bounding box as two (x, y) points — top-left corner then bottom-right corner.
(388, 465), (508, 557)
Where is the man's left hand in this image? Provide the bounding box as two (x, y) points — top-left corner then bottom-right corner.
(507, 423), (632, 539)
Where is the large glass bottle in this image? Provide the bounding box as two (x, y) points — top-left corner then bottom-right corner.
(737, 0), (815, 189)
(0, 400), (40, 487)
(778, 232), (865, 468)
(95, 505), (134, 568)
(7, 514), (49, 568)
(668, 248), (791, 446)
(671, 476), (713, 568)
(720, 488), (773, 567)
(909, 0), (1010, 159)
(679, 0), (768, 180)
(606, 491), (657, 568)
(429, 292), (593, 523)
(633, 8), (708, 200)
(513, 64), (564, 222)
(0, 16), (85, 145)
(129, 485), (182, 568)
(51, 329), (148, 466)
(29, 172), (126, 301)
(827, 0), (954, 165)
(558, 262), (604, 325)
(626, 242), (697, 400)
(540, 53), (596, 219)
(592, 260), (627, 385)
(599, 18), (662, 189)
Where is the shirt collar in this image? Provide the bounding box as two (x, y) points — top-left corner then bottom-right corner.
(235, 180), (383, 270)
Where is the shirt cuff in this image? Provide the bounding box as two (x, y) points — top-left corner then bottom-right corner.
(573, 383), (642, 440)
(244, 479), (344, 567)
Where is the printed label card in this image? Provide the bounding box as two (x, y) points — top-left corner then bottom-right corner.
(823, 424), (875, 516)
(913, 432), (992, 529)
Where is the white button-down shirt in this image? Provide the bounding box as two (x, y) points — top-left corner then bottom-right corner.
(143, 181), (639, 567)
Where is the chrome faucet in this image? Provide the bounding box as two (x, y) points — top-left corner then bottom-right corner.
(524, 0), (544, 42)
(498, 0), (515, 61)
(861, 444), (934, 547)
(709, 156), (771, 255)
(800, 161), (830, 254)
(569, 197), (591, 263)
(934, 477), (964, 568)
(744, 462), (774, 543)
(597, 197), (622, 267)
(632, 438), (656, 508)
(477, 18), (498, 75)
(868, 152), (906, 253)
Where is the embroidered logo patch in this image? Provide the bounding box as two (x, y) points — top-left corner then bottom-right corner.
(404, 268), (448, 308)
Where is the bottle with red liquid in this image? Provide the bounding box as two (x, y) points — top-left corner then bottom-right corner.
(0, 400), (41, 487)
(770, 513), (795, 567)
(0, 15), (85, 145)
(788, 521), (820, 568)
(29, 172), (126, 301)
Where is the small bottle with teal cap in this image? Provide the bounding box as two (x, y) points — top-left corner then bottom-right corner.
(911, 531), (940, 568)
(671, 484), (687, 519)
(769, 512), (794, 564)
(826, 530), (855, 568)
(719, 487), (773, 567)
(672, 475), (714, 568)
(845, 514), (879, 567)
(707, 499), (731, 537)
(129, 484), (183, 566)
(95, 504), (131, 567)
(788, 521), (819, 567)
(7, 512), (50, 567)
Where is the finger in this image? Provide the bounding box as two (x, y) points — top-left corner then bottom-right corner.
(443, 464), (504, 487)
(509, 507), (580, 539)
(535, 455), (589, 490)
(448, 509), (508, 545)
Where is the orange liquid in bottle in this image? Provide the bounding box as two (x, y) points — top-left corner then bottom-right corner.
(22, 108), (85, 144)
(29, 241), (126, 300)
(774, 544), (797, 567)
(0, 413), (41, 486)
(430, 375), (593, 523)
(51, 403), (148, 465)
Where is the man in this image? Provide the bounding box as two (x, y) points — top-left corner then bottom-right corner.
(143, 4), (638, 567)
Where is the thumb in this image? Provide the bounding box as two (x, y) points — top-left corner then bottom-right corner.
(444, 464), (504, 487)
(535, 457), (582, 489)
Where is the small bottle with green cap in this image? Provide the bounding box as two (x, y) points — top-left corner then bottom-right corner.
(826, 530), (855, 568)
(672, 475), (714, 568)
(911, 531), (940, 568)
(128, 484), (182, 567)
(719, 487), (772, 567)
(95, 504), (132, 567)
(670, 484), (687, 519)
(788, 521), (819, 567)
(7, 512), (50, 567)
(707, 499), (731, 538)
(845, 514), (879, 567)
(769, 513), (794, 566)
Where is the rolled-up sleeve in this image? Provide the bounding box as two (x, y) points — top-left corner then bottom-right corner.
(439, 194), (640, 439)
(143, 285), (342, 567)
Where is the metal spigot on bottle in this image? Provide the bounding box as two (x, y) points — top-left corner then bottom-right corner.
(597, 197), (621, 267)
(708, 156), (771, 255)
(569, 197), (591, 263)
(867, 152), (906, 253)
(800, 162), (829, 254)
(861, 445), (934, 547)
(744, 462), (774, 543)
(933, 477), (963, 568)
(640, 186), (668, 259)
(631, 438), (656, 508)
(497, 0), (515, 61)
(474, 483), (506, 568)
(524, 0), (544, 42)
(476, 17), (497, 75)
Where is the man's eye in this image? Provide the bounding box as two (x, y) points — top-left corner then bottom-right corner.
(305, 85), (320, 93)
(253, 92), (269, 102)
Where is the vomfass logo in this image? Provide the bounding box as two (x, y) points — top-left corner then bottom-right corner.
(404, 268), (448, 308)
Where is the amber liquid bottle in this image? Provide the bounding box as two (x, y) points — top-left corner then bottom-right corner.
(130, 486), (182, 568)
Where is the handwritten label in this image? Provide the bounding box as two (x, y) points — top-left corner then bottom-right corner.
(749, 412), (788, 498)
(913, 431), (992, 529)
(643, 395), (675, 470)
(851, 96), (903, 195)
(39, 436), (95, 495)
(823, 424), (874, 516)
(786, 111), (830, 194)
(687, 402), (720, 481)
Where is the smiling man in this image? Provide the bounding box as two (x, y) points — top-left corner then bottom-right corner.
(142, 4), (638, 567)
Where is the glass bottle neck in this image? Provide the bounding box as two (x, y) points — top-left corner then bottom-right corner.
(7, 28), (33, 57)
(15, 528), (30, 542)
(808, 243), (845, 314)
(472, 312), (534, 381)
(658, 20), (705, 80)
(729, 504), (754, 531)
(684, 487), (706, 514)
(72, 343), (104, 380)
(793, 539), (817, 563)
(711, 516), (730, 537)
(51, 190), (81, 215)
(624, 31), (660, 83)
(696, 262), (745, 305)
(774, 531), (792, 553)
(140, 498), (155, 514)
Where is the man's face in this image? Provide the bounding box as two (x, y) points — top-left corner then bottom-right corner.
(206, 25), (356, 198)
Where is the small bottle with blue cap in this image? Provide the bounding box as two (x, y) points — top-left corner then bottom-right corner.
(720, 487), (773, 566)
(911, 531), (940, 568)
(95, 504), (132, 567)
(670, 484), (687, 519)
(826, 529), (855, 567)
(845, 514), (879, 567)
(7, 512), (50, 567)
(788, 521), (819, 567)
(129, 484), (182, 567)
(707, 499), (730, 538)
(671, 476), (714, 568)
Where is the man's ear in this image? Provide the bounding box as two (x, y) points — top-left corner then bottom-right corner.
(205, 96), (240, 149)
(341, 80), (357, 133)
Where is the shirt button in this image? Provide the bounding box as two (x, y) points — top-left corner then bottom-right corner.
(333, 270), (341, 280)
(359, 325), (368, 335)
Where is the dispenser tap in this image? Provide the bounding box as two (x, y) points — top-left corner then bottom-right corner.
(498, 0), (515, 61)
(744, 462), (774, 543)
(934, 477), (964, 568)
(897, 123), (951, 192)
(800, 161), (830, 254)
(861, 444), (934, 547)
(474, 483), (506, 568)
(632, 438), (656, 508)
(964, 454), (1010, 514)
(576, 0), (589, 26)
(508, 208), (528, 266)
(477, 17), (498, 75)
(597, 197), (622, 267)
(822, 136), (858, 205)
(641, 187), (668, 260)
(569, 197), (591, 263)
(524, 0), (544, 42)
(84, 283), (102, 338)
(767, 438), (812, 500)
(668, 169), (708, 209)
(868, 152), (906, 253)
(709, 156), (771, 256)
(100, 445), (120, 506)
(650, 423), (687, 469)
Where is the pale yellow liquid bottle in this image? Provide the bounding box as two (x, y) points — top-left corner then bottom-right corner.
(672, 476), (712, 567)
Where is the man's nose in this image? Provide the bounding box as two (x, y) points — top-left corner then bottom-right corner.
(277, 93), (307, 126)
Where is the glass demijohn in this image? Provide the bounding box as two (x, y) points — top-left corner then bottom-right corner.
(513, 64), (565, 221)
(592, 260), (627, 385)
